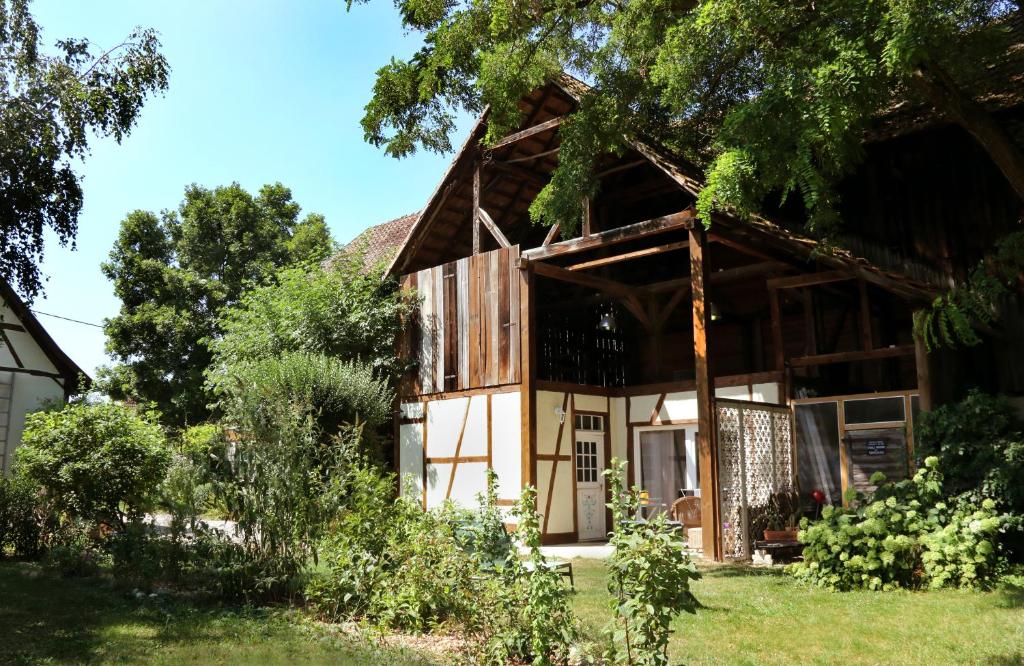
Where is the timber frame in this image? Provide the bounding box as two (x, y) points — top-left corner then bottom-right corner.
(387, 74), (945, 560)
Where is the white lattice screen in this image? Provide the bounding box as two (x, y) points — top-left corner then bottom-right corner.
(716, 399), (794, 559)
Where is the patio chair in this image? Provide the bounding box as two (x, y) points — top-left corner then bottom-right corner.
(671, 496), (702, 529)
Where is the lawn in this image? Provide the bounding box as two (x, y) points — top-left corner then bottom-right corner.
(570, 559), (1024, 665)
(0, 562), (436, 666)
(3, 558), (1023, 665)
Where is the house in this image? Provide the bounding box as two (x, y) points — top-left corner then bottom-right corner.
(0, 280), (89, 474)
(380, 72), (1022, 560)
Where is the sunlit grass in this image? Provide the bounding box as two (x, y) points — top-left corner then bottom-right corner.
(0, 561), (436, 666)
(570, 559), (1024, 665)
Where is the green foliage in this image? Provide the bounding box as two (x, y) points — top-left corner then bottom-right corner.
(0, 0), (168, 301)
(603, 459), (699, 666)
(915, 231), (1024, 347)
(915, 389), (1024, 515)
(100, 182), (335, 426)
(789, 457), (1007, 591)
(210, 256), (414, 386)
(213, 351), (393, 445)
(16, 402), (169, 528)
(0, 474), (43, 558)
(354, 1), (1014, 235)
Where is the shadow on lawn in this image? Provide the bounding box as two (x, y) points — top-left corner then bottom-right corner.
(996, 578), (1024, 609)
(700, 563), (787, 579)
(0, 561), (284, 665)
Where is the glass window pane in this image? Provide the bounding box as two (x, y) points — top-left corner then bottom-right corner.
(795, 402), (842, 509)
(844, 396), (905, 424)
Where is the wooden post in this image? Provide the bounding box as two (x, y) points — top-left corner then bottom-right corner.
(769, 288), (784, 371)
(858, 280), (873, 351)
(913, 311), (933, 412)
(472, 161), (481, 254)
(582, 197), (592, 237)
(519, 263), (537, 494)
(690, 226), (722, 561)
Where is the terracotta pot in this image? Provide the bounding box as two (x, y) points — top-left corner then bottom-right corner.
(763, 527), (799, 541)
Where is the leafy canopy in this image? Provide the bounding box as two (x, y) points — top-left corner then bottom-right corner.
(0, 0), (169, 300)
(209, 252), (413, 385)
(16, 401), (169, 527)
(100, 182), (335, 427)
(355, 0), (1023, 340)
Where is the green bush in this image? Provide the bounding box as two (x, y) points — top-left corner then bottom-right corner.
(0, 475), (44, 558)
(16, 402), (170, 527)
(788, 457), (1006, 591)
(603, 459), (700, 666)
(915, 389), (1024, 557)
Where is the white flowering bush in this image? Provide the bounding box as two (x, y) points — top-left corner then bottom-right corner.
(789, 457), (1007, 591)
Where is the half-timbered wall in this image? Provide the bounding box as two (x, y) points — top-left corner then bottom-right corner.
(401, 246), (521, 396)
(398, 389), (523, 519)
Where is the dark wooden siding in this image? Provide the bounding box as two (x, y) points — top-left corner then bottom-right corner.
(400, 246), (521, 396)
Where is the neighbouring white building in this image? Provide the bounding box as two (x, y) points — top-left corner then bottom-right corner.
(0, 280), (88, 474)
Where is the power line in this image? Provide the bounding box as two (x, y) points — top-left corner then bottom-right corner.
(30, 310), (104, 329)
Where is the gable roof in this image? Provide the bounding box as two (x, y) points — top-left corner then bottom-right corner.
(385, 73), (949, 301)
(327, 212), (418, 273)
(0, 279), (89, 394)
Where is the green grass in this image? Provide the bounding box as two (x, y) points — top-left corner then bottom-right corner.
(0, 561), (436, 666)
(570, 559), (1024, 665)
(4, 558), (1023, 665)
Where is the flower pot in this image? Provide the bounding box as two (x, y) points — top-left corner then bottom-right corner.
(763, 527), (799, 542)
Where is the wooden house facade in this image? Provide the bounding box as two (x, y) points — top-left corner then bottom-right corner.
(385, 76), (1023, 560)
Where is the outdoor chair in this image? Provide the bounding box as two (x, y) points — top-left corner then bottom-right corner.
(671, 496), (702, 529)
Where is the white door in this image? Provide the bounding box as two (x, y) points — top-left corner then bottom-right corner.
(575, 435), (606, 541)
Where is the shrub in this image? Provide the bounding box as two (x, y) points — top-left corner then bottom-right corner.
(789, 457), (1007, 591)
(16, 402), (169, 527)
(0, 475), (44, 558)
(915, 389), (1024, 557)
(210, 258), (414, 385)
(603, 459), (700, 666)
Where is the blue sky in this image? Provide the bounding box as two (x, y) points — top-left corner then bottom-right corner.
(29, 1), (467, 377)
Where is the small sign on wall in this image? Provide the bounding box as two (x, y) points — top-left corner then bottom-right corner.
(866, 439), (887, 456)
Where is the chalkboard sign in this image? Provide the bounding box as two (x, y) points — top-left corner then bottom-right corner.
(866, 440), (887, 456)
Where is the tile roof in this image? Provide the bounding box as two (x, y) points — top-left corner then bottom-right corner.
(327, 212), (419, 273)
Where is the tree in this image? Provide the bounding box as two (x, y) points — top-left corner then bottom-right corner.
(209, 252), (413, 385)
(0, 0), (169, 301)
(100, 182), (334, 427)
(354, 0), (1024, 343)
(17, 401), (169, 528)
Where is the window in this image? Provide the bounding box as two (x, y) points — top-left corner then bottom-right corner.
(574, 414), (604, 431)
(575, 440), (599, 483)
(844, 396), (905, 424)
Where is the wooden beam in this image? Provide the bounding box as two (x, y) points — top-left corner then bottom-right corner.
(623, 294), (653, 332)
(486, 159), (550, 188)
(858, 280), (873, 351)
(523, 208), (696, 262)
(477, 208), (511, 248)
(595, 159), (646, 179)
(472, 162), (481, 254)
(566, 240), (689, 272)
(527, 260), (639, 301)
(766, 271), (853, 290)
(788, 345), (915, 368)
(0, 322), (25, 332)
(654, 285), (691, 330)
(543, 223), (561, 246)
(709, 234), (782, 264)
(519, 264), (537, 494)
(505, 146), (560, 164)
(582, 197), (592, 237)
(641, 260), (790, 295)
(769, 288), (784, 371)
(690, 225), (722, 562)
(489, 116), (563, 150)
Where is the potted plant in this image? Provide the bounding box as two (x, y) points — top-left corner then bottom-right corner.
(762, 491), (800, 542)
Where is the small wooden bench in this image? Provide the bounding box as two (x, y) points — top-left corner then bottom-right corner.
(751, 540), (802, 565)
(521, 559), (574, 588)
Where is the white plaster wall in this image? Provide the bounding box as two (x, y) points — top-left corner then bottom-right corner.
(398, 416), (424, 501)
(629, 383), (783, 423)
(490, 391), (522, 502)
(0, 303), (66, 474)
(402, 390), (522, 513)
